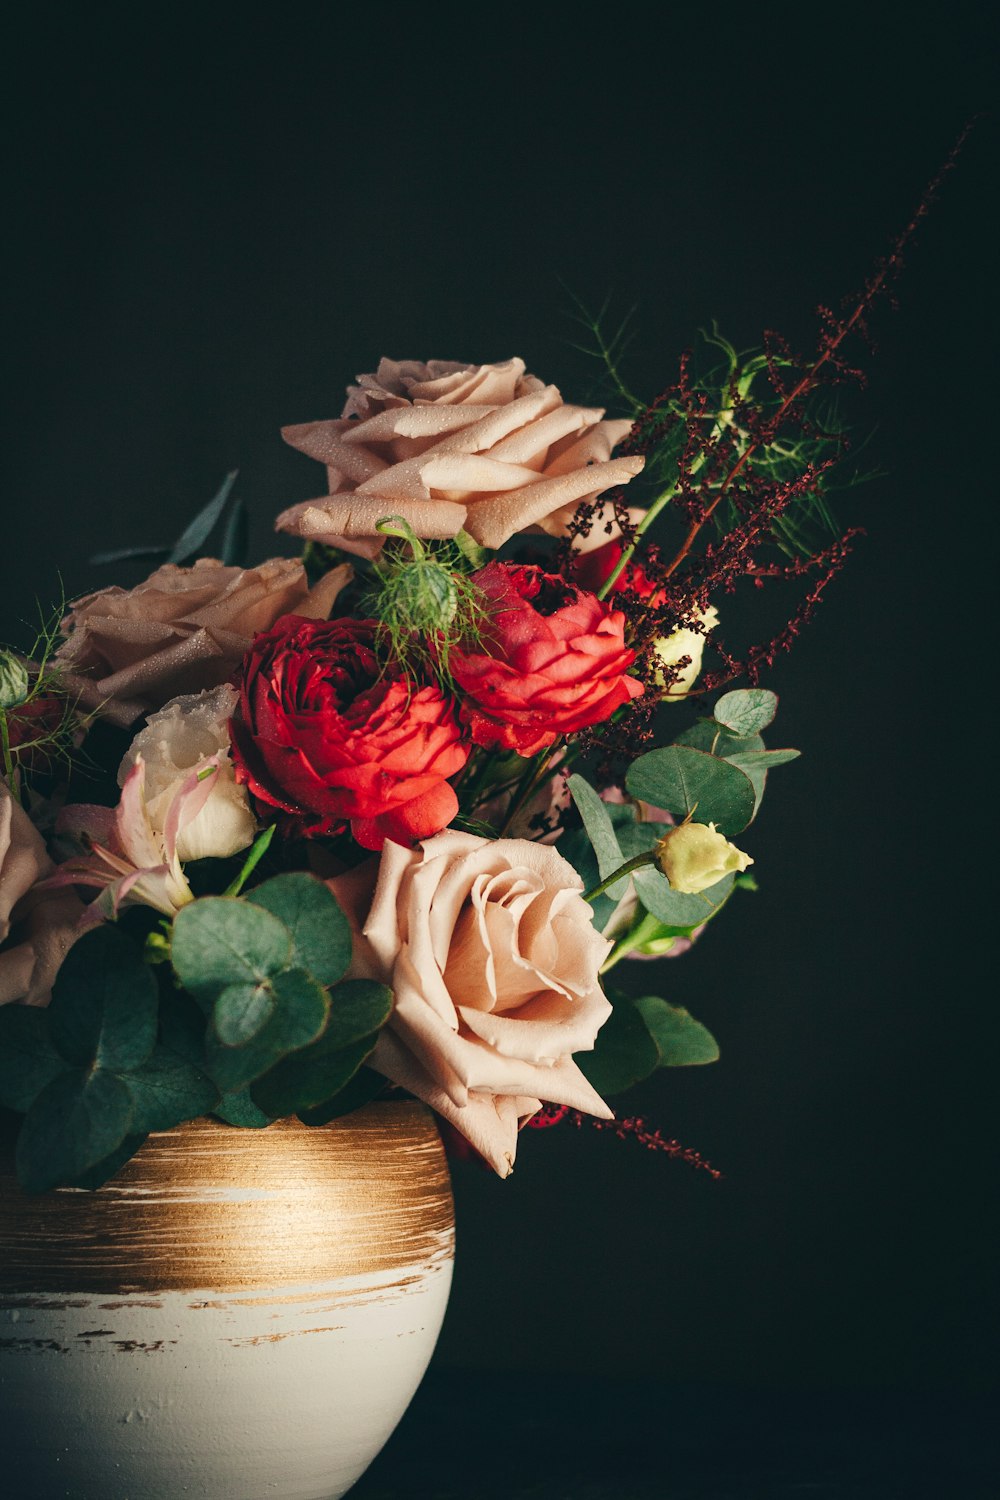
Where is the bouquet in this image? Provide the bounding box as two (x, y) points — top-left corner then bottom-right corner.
(0, 153), (956, 1191)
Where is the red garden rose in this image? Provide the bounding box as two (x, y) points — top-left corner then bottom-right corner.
(229, 615), (470, 850)
(450, 563), (643, 756)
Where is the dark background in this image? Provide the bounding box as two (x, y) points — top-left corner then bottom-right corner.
(3, 6), (996, 1404)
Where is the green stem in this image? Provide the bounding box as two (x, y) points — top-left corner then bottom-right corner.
(0, 710), (17, 800)
(600, 909), (666, 974)
(583, 850), (656, 904)
(596, 483), (678, 600)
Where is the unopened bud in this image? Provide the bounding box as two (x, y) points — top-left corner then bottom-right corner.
(0, 651), (30, 710)
(655, 820), (752, 894)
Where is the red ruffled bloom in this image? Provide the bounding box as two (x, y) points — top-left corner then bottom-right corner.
(229, 615), (470, 851)
(451, 563), (643, 756)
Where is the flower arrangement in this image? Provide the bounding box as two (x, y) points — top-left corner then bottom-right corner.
(0, 147), (961, 1190)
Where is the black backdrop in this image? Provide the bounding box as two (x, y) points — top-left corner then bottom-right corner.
(3, 8), (996, 1394)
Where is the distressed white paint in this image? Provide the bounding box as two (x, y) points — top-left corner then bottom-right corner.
(1, 1254), (452, 1499)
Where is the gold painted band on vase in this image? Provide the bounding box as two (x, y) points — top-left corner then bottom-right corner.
(0, 1103), (454, 1294)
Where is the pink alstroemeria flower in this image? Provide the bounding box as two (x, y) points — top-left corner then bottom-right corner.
(50, 754), (225, 923)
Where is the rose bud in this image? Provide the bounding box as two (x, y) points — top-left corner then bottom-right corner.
(450, 563), (643, 757)
(229, 615), (470, 851)
(655, 821), (752, 894)
(652, 604), (720, 698)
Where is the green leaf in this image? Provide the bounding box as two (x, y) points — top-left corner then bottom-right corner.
(298, 1066), (385, 1126)
(0, 1006), (71, 1113)
(633, 996), (721, 1066)
(576, 999), (659, 1097)
(223, 825), (275, 897)
(245, 873), (352, 988)
(675, 719), (765, 756)
(171, 897), (292, 1007)
(73, 1133), (148, 1190)
(166, 470), (238, 564)
(212, 979), (277, 1046)
(249, 980), (391, 1118)
(567, 774), (631, 898)
(47, 926), (158, 1072)
(251, 1032), (381, 1120)
(205, 968), (329, 1093)
(722, 747), (800, 819)
(16, 1069), (134, 1193)
(219, 495), (248, 567)
(633, 866), (735, 930)
(214, 1088), (274, 1128)
(124, 1046), (219, 1133)
(626, 745), (756, 836)
(713, 688), (778, 736)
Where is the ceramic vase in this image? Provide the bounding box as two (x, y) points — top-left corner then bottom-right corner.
(0, 1103), (454, 1499)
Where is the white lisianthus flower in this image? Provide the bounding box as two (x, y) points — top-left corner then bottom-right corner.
(655, 820), (752, 894)
(653, 604), (719, 697)
(119, 685), (256, 862)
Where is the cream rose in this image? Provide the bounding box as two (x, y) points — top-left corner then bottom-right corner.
(119, 685), (256, 863)
(330, 830), (614, 1176)
(655, 821), (752, 894)
(57, 556), (352, 725)
(276, 356), (644, 558)
(652, 603), (719, 698)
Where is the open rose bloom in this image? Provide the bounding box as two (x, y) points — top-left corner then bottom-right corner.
(276, 357), (645, 556)
(2, 345), (814, 1191)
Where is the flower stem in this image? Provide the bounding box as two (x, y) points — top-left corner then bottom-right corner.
(583, 850), (656, 903)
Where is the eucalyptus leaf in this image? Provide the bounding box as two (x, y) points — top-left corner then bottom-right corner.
(214, 1088), (274, 1128)
(172, 897), (292, 1006)
(72, 1133), (149, 1190)
(713, 688), (778, 736)
(626, 745), (755, 835)
(16, 1069), (134, 1194)
(47, 925), (158, 1072)
(219, 495), (249, 567)
(249, 980), (391, 1117)
(166, 470), (238, 564)
(298, 1066), (385, 1126)
(205, 967), (329, 1093)
(246, 873), (353, 988)
(89, 544), (170, 566)
(633, 996), (721, 1066)
(723, 747), (800, 819)
(568, 774), (632, 899)
(124, 1046), (219, 1133)
(251, 1031), (381, 1120)
(675, 719), (765, 756)
(575, 999), (659, 1097)
(0, 1006), (71, 1113)
(633, 866), (735, 930)
(212, 979), (277, 1046)
(557, 829), (618, 934)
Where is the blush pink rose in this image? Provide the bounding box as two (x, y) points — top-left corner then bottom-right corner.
(56, 557), (352, 725)
(1, 784), (83, 1006)
(276, 356), (644, 557)
(330, 830), (614, 1175)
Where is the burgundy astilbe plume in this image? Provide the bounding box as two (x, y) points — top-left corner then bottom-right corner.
(564, 126), (974, 699)
(526, 1103), (722, 1179)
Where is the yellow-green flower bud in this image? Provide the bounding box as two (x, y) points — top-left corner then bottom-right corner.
(652, 604), (719, 698)
(655, 820), (752, 894)
(0, 651), (30, 710)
